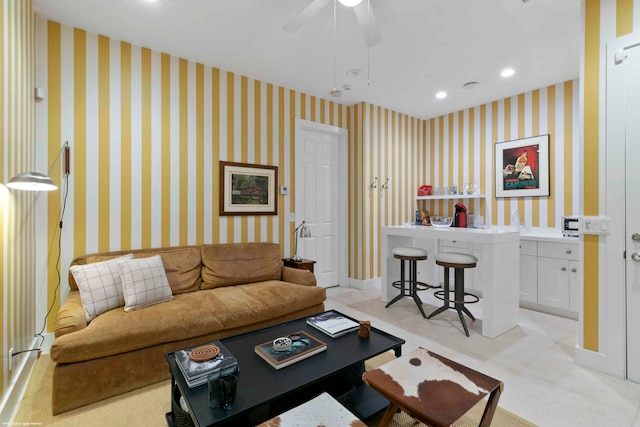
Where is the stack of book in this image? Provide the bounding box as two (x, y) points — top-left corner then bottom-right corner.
(306, 311), (359, 338)
(175, 341), (238, 388)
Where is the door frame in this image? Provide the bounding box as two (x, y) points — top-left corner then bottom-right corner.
(294, 118), (348, 287)
(599, 33), (640, 379)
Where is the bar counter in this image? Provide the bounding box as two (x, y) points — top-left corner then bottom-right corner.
(381, 224), (520, 338)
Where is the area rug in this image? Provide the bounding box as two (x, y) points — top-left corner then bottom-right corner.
(14, 353), (536, 427)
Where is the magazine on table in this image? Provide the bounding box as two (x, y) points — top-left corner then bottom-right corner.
(306, 310), (359, 338)
(175, 340), (238, 388)
(254, 330), (327, 370)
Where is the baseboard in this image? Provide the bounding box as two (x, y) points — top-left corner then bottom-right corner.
(575, 345), (625, 378)
(347, 277), (381, 290)
(0, 339), (39, 423)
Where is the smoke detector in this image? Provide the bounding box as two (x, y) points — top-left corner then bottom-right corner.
(463, 81), (479, 90)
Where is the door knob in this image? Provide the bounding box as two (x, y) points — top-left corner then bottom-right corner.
(632, 233), (640, 242)
(561, 266), (567, 271)
(632, 252), (640, 262)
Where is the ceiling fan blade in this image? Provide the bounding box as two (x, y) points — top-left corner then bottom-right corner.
(283, 0), (332, 33)
(353, 1), (382, 46)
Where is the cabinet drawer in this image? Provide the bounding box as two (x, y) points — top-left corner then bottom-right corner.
(439, 240), (472, 251)
(538, 241), (578, 261)
(520, 240), (537, 256)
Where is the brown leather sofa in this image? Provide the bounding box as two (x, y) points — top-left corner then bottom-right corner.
(50, 242), (326, 414)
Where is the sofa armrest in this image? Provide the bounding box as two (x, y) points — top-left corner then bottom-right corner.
(281, 266), (317, 287)
(54, 291), (87, 338)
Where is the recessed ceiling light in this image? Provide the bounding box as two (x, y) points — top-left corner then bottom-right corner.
(500, 68), (515, 78)
(338, 0), (363, 6)
(346, 68), (361, 78)
(435, 91), (447, 99)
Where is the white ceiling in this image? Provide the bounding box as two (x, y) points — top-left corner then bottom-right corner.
(32, 0), (582, 120)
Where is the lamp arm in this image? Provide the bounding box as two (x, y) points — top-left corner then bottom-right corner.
(293, 220), (306, 235)
(47, 141), (70, 177)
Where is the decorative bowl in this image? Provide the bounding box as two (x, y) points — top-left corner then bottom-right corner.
(431, 216), (453, 228)
(273, 337), (292, 351)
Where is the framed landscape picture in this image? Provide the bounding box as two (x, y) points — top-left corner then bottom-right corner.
(494, 134), (550, 198)
(220, 161), (278, 215)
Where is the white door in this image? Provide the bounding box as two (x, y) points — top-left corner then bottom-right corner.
(624, 41), (640, 383)
(294, 119), (348, 288)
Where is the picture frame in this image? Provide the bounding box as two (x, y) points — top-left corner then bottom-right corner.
(220, 161), (278, 215)
(494, 134), (550, 198)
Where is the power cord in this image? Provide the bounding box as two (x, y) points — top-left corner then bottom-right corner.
(11, 169), (69, 359)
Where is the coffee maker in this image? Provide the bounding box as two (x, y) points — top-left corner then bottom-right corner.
(454, 203), (467, 228)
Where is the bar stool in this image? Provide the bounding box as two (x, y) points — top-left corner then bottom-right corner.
(427, 252), (479, 336)
(386, 247), (434, 318)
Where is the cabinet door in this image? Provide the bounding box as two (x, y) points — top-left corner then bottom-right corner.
(520, 254), (538, 303)
(569, 260), (580, 313)
(537, 257), (570, 310)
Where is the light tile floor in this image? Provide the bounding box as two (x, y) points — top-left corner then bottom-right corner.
(325, 285), (640, 427)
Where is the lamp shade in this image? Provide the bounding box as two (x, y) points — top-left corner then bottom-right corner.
(6, 172), (58, 191)
(299, 223), (311, 238)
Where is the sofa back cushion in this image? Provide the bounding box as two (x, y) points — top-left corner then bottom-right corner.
(201, 242), (281, 288)
(68, 245), (202, 295)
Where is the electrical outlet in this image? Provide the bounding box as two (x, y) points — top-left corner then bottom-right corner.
(8, 347), (13, 371)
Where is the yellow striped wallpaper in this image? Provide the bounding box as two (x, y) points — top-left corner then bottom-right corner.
(350, 80), (579, 281)
(1, 0), (35, 397)
(38, 20), (347, 323)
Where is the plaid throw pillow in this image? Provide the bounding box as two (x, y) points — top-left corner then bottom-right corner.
(118, 255), (173, 311)
(70, 254), (134, 322)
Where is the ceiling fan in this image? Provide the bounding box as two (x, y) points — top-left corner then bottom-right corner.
(282, 0), (383, 47)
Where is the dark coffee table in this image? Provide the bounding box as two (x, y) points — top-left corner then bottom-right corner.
(165, 310), (404, 427)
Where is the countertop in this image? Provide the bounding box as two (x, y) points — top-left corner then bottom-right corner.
(391, 224), (579, 243)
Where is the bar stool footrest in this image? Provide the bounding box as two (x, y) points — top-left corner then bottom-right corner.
(391, 280), (438, 291)
(433, 289), (480, 305)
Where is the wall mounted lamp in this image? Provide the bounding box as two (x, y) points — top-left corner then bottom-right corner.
(292, 220), (312, 261)
(6, 141), (70, 191)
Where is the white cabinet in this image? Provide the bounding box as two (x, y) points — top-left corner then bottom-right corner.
(521, 239), (579, 315)
(537, 241), (579, 311)
(519, 240), (538, 303)
(537, 257), (572, 309)
(569, 260), (580, 312)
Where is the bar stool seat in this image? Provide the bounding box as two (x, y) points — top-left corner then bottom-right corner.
(427, 252), (479, 336)
(386, 247), (436, 318)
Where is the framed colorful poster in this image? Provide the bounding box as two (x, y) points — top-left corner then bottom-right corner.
(494, 134), (550, 198)
(220, 161), (278, 215)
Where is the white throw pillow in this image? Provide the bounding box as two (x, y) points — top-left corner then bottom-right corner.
(118, 255), (173, 311)
(70, 254), (134, 323)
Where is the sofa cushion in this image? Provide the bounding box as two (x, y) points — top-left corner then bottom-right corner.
(201, 242), (281, 289)
(50, 281), (327, 363)
(70, 254), (134, 323)
(118, 255), (173, 311)
(69, 246), (202, 295)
